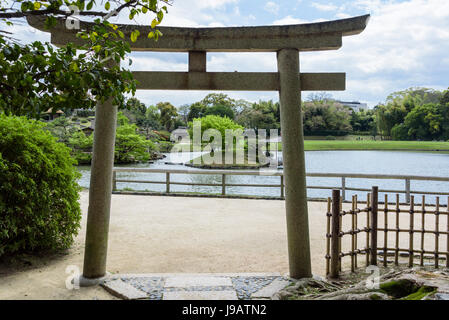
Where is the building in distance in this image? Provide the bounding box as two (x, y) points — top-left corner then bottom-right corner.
(335, 101), (368, 112)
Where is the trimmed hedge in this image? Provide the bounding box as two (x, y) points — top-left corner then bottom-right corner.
(0, 115), (82, 257)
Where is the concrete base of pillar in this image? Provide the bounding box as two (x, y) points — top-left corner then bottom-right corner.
(76, 272), (111, 287)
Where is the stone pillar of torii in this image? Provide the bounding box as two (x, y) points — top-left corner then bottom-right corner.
(28, 14), (369, 284)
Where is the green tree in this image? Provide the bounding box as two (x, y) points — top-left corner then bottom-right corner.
(204, 104), (235, 119)
(201, 93), (237, 112)
(67, 131), (94, 164)
(386, 87), (443, 106)
(138, 104), (162, 138)
(123, 97), (148, 126)
(302, 100), (352, 135)
(68, 113), (156, 164)
(235, 100), (280, 130)
(187, 102), (207, 122)
(440, 88), (449, 106)
(375, 103), (407, 139)
(157, 102), (178, 131)
(114, 113), (155, 163)
(0, 1), (170, 118)
(188, 115), (243, 150)
(177, 104), (190, 124)
(402, 104), (444, 140)
(391, 123), (409, 140)
(350, 109), (375, 133)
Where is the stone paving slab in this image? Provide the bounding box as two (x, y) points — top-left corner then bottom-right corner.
(101, 279), (148, 300)
(101, 273), (293, 300)
(165, 276), (232, 288)
(163, 290), (238, 300)
(251, 279), (291, 298)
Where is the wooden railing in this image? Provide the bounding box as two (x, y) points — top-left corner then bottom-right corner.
(112, 168), (449, 203)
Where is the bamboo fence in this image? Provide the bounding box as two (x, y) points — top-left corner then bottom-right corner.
(326, 187), (449, 278)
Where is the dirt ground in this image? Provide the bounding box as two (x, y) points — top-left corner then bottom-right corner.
(1, 191), (441, 300)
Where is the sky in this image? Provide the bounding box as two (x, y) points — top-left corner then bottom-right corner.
(2, 0), (449, 108)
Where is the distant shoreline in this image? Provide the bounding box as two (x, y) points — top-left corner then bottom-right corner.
(272, 140), (449, 153)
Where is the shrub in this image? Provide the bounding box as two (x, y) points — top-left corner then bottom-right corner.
(75, 109), (95, 117)
(325, 135), (336, 140)
(156, 140), (174, 153)
(0, 115), (82, 257)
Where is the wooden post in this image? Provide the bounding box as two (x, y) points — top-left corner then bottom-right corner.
(339, 196), (343, 272)
(405, 178), (411, 203)
(329, 189), (341, 278)
(435, 197), (440, 269)
(395, 193), (400, 266)
(409, 195), (415, 267)
(447, 196), (449, 268)
(354, 195), (358, 270)
(370, 186), (378, 265)
(341, 177), (346, 202)
(351, 195), (355, 272)
(366, 192), (370, 267)
(166, 172), (170, 193)
(420, 195), (425, 266)
(222, 174), (226, 196)
(326, 197), (331, 276)
(383, 194), (388, 267)
(280, 175), (284, 198)
(112, 171), (117, 191)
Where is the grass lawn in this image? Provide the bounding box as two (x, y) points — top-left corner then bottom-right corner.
(272, 140), (449, 152)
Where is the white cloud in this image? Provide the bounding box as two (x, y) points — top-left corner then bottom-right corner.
(335, 12), (351, 19)
(2, 0), (449, 108)
(311, 3), (338, 11)
(264, 2), (280, 15)
(272, 16), (309, 25)
(298, 0), (449, 106)
(194, 0), (239, 10)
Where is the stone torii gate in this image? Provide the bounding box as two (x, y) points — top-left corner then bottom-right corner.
(28, 14), (369, 283)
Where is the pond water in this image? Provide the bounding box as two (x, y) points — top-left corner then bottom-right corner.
(77, 151), (449, 205)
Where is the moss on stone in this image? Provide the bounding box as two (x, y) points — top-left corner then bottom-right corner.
(401, 286), (437, 300)
(370, 293), (383, 300)
(379, 279), (418, 298)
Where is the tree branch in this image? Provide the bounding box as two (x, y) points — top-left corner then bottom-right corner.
(0, 9), (107, 19)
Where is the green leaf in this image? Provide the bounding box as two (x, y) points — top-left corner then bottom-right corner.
(34, 2), (41, 10)
(151, 19), (158, 29)
(105, 2), (110, 10)
(130, 30), (140, 42)
(86, 1), (93, 10)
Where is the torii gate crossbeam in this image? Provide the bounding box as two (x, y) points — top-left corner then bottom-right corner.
(28, 14), (369, 283)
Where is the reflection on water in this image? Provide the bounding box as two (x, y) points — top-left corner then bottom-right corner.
(77, 151), (449, 205)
